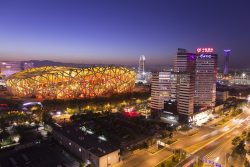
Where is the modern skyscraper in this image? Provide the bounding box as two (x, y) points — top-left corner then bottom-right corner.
(223, 50), (231, 76)
(174, 48), (196, 123)
(138, 55), (146, 76)
(136, 55), (152, 84)
(150, 71), (176, 116)
(174, 48), (217, 123)
(176, 73), (194, 123)
(174, 48), (196, 74)
(195, 50), (217, 110)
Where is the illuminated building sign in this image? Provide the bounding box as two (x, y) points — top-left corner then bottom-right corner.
(197, 48), (214, 53)
(188, 54), (196, 60)
(199, 54), (212, 59)
(202, 157), (221, 167)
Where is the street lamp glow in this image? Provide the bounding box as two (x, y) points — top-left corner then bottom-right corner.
(242, 73), (246, 78)
(56, 111), (61, 115)
(248, 95), (250, 101)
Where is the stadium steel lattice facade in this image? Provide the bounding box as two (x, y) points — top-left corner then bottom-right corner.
(6, 66), (136, 99)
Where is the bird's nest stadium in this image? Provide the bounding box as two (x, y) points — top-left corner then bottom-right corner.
(6, 66), (136, 99)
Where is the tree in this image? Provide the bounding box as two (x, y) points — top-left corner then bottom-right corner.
(232, 136), (241, 146)
(234, 140), (246, 155)
(42, 112), (53, 123)
(246, 131), (250, 142)
(169, 132), (173, 139)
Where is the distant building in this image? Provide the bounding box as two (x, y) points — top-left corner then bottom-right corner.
(216, 90), (229, 102)
(0, 74), (6, 89)
(136, 55), (152, 84)
(150, 71), (176, 116)
(0, 61), (34, 77)
(232, 72), (249, 85)
(223, 50), (230, 76)
(135, 72), (152, 85)
(217, 71), (250, 86)
(138, 55), (146, 76)
(22, 62), (34, 70)
(51, 123), (120, 167)
(0, 61), (22, 77)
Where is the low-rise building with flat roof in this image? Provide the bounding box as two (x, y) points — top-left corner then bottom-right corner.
(51, 123), (120, 167)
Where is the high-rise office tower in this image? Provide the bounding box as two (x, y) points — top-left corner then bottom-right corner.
(174, 48), (196, 123)
(223, 50), (231, 76)
(176, 73), (194, 123)
(174, 48), (196, 73)
(138, 55), (145, 76)
(174, 48), (217, 123)
(195, 50), (217, 110)
(150, 71), (176, 116)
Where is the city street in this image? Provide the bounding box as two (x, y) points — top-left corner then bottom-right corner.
(114, 106), (250, 167)
(176, 106), (250, 167)
(113, 146), (172, 167)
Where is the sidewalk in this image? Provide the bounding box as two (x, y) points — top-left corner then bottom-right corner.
(148, 145), (163, 154)
(177, 127), (199, 136)
(205, 115), (225, 126)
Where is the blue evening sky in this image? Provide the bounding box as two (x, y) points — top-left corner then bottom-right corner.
(0, 0), (250, 67)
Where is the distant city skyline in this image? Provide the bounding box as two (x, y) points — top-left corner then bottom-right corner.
(0, 0), (250, 68)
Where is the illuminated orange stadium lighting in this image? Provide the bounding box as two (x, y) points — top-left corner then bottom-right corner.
(6, 66), (136, 99)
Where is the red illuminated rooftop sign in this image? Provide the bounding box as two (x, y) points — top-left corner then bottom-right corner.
(197, 48), (214, 53)
(0, 104), (8, 107)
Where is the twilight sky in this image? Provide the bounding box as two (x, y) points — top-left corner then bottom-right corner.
(0, 0), (250, 68)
